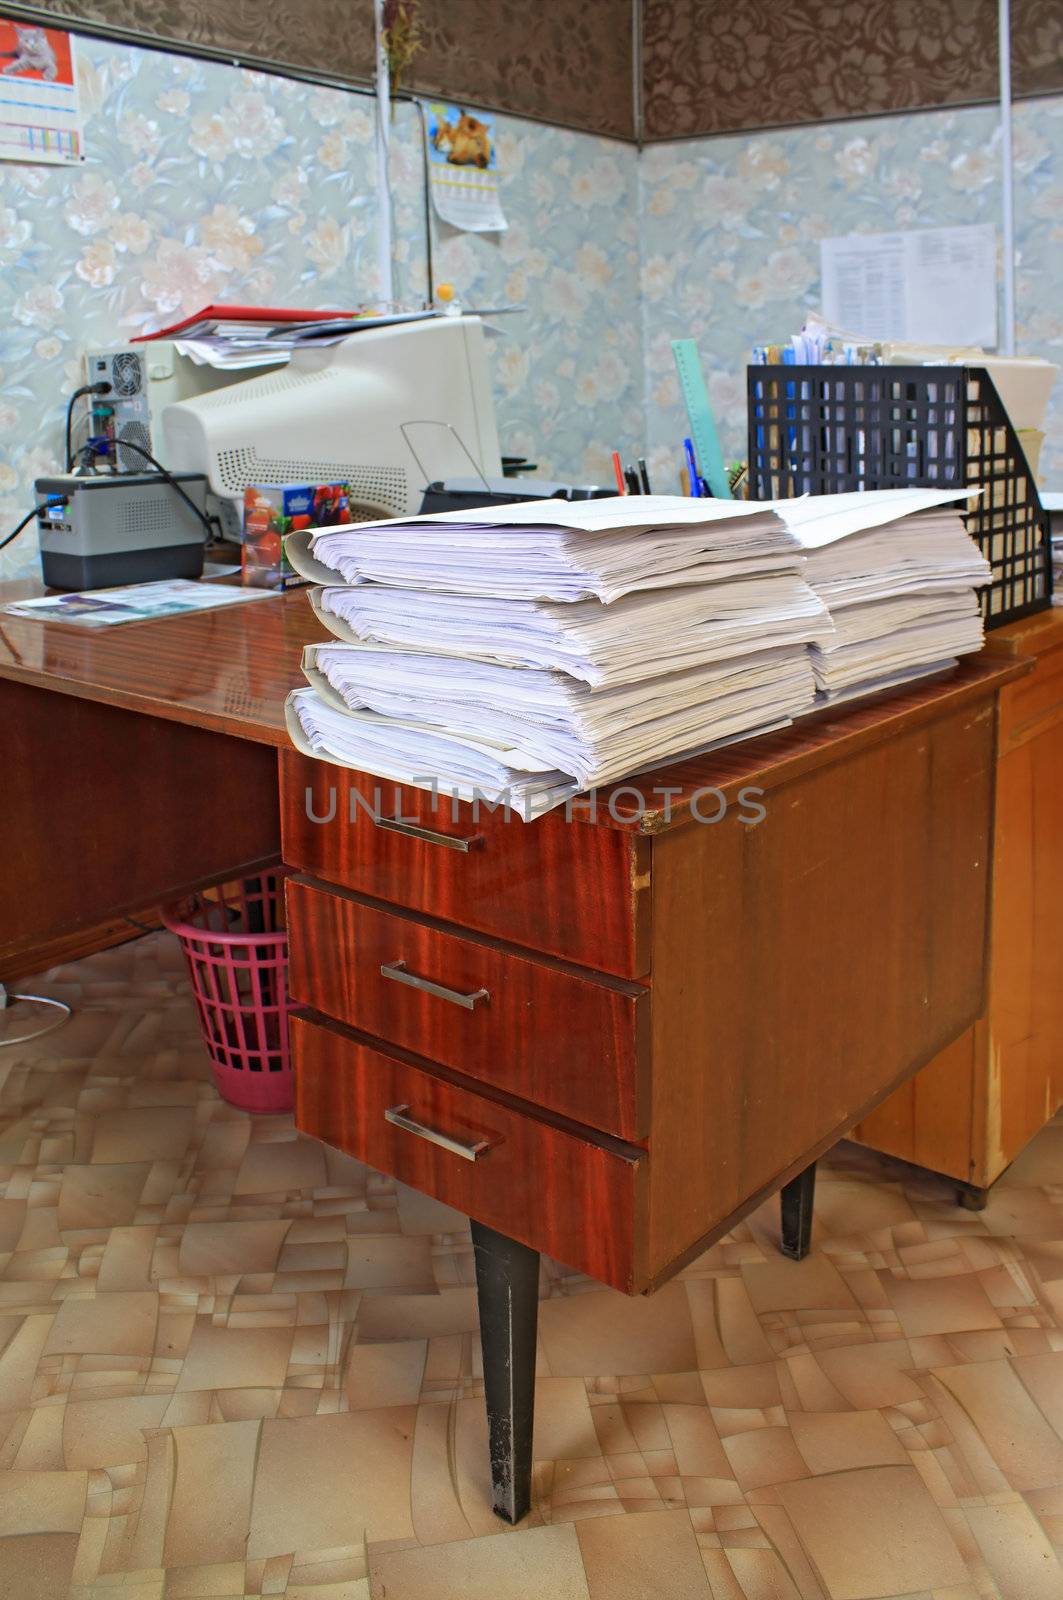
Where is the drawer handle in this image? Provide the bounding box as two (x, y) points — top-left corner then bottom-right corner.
(384, 1103), (493, 1161)
(375, 815), (485, 852)
(380, 959), (490, 1010)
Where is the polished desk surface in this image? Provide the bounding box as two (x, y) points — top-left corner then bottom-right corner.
(0, 575), (1028, 800)
(0, 578), (328, 747)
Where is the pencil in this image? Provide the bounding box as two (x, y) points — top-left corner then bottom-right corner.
(611, 451), (626, 494)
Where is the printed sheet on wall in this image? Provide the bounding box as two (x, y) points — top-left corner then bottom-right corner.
(820, 225), (997, 348)
(426, 101), (507, 233)
(0, 16), (83, 164)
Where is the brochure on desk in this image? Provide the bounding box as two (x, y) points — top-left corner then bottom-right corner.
(4, 579), (279, 628)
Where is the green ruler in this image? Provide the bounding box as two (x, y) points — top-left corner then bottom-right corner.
(671, 338), (732, 500)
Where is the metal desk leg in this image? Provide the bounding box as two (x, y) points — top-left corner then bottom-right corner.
(471, 1220), (539, 1525)
(780, 1162), (817, 1260)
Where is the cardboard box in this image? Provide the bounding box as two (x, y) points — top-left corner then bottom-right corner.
(242, 484), (353, 588)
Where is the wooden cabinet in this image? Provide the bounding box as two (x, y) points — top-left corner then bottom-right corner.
(280, 662), (1012, 1291)
(286, 875), (650, 1140)
(854, 614), (1063, 1198)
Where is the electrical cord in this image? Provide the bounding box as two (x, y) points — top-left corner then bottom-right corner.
(80, 436), (216, 543)
(0, 989), (72, 1048)
(0, 502), (49, 554)
(66, 382), (110, 471)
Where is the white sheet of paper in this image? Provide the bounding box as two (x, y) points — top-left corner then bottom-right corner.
(821, 225), (997, 346)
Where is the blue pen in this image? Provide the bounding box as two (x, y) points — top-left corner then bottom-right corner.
(683, 437), (701, 497)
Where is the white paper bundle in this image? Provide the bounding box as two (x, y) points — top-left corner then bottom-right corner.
(299, 495), (802, 603)
(285, 489), (993, 816)
(311, 575), (831, 687)
(301, 643), (817, 791)
(776, 490), (990, 705)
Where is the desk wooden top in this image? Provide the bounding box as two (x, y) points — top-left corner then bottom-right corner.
(0, 579), (327, 747)
(983, 605), (1063, 660)
(0, 578), (1028, 781)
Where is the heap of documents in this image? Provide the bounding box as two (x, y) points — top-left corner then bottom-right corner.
(286, 490), (993, 816)
(287, 496), (829, 817)
(775, 489), (991, 703)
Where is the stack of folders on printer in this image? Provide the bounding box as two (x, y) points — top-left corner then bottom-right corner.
(286, 496), (830, 818)
(774, 488), (992, 704)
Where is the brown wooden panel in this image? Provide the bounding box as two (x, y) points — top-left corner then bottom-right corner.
(292, 1012), (645, 1291)
(851, 1028), (980, 1184)
(0, 582), (323, 746)
(27, 0), (376, 83)
(643, 695), (997, 1280)
(286, 876), (649, 1139)
(596, 656), (1023, 830)
(0, 908), (161, 987)
(279, 751), (652, 978)
(984, 719), (1063, 1177)
(857, 618), (1063, 1189)
(0, 678), (280, 977)
(996, 632), (1063, 755)
(408, 0), (635, 138)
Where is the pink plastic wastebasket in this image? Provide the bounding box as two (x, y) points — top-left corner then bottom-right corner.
(162, 874), (293, 1113)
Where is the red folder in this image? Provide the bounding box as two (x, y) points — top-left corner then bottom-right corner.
(133, 305), (358, 342)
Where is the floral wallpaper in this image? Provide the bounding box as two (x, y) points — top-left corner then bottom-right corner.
(0, 35), (383, 578)
(642, 0), (1063, 140)
(407, 0), (635, 138)
(389, 100), (644, 484)
(31, 0), (377, 85)
(4, 29), (1063, 585)
(637, 98), (1063, 493)
(0, 34), (642, 580)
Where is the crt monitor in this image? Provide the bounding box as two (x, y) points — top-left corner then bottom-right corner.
(161, 316), (503, 534)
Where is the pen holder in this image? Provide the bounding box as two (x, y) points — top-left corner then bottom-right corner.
(163, 873), (294, 1114)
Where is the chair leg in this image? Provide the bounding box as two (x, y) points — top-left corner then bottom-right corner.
(780, 1162), (817, 1260)
(471, 1220), (540, 1524)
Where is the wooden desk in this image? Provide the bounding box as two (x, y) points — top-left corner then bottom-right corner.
(854, 609), (1063, 1202)
(0, 580), (325, 980)
(0, 575), (1029, 1524)
(278, 655), (1023, 1522)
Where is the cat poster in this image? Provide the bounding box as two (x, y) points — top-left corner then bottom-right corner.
(426, 101), (507, 233)
(0, 17), (83, 163)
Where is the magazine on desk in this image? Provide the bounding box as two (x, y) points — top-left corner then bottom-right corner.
(3, 579), (279, 628)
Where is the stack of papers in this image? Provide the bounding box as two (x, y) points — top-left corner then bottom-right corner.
(286, 489), (995, 814)
(775, 489), (991, 702)
(303, 643), (817, 792)
(299, 495), (806, 603)
(312, 577), (828, 686)
(287, 496), (827, 815)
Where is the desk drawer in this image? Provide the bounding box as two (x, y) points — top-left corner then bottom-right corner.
(279, 750), (650, 979)
(287, 877), (649, 1140)
(292, 1013), (644, 1291)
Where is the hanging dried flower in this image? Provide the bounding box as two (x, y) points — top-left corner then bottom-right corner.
(381, 0), (423, 97)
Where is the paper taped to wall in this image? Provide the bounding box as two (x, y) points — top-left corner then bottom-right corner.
(821, 224), (997, 347)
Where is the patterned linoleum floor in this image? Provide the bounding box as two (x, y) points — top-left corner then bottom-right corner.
(2, 935), (1063, 1599)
